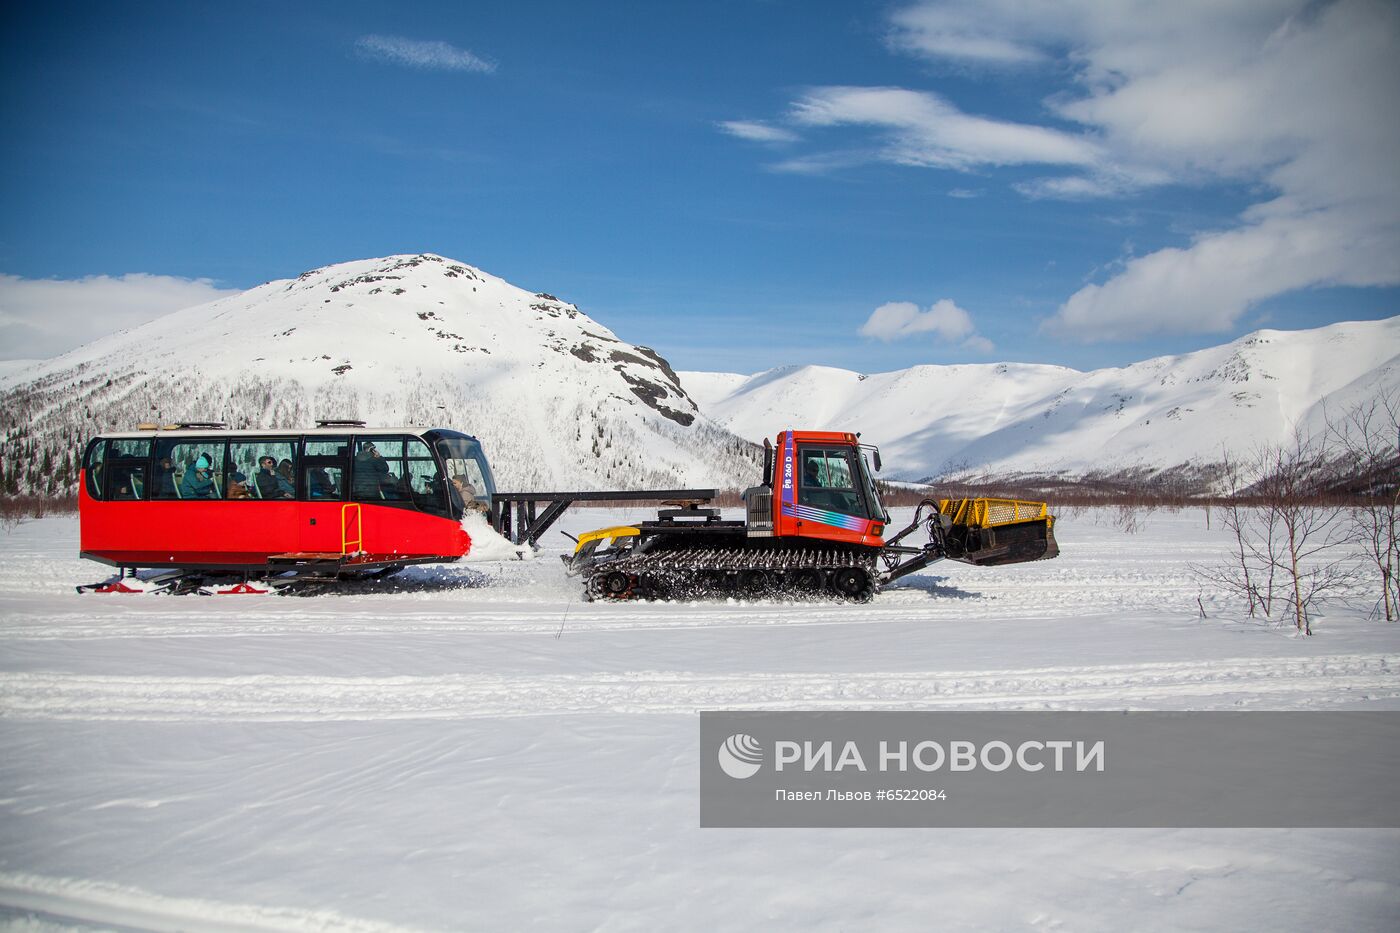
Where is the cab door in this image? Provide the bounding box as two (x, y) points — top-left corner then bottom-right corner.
(790, 443), (878, 543)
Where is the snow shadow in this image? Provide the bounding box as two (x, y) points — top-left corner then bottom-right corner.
(883, 575), (982, 600)
(282, 564), (504, 596)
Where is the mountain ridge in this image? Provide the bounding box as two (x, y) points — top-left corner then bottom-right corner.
(0, 253), (760, 495)
(680, 316), (1400, 484)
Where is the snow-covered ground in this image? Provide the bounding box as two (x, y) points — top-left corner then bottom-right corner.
(1, 509), (1398, 931)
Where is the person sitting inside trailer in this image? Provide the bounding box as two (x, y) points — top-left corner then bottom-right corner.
(227, 471), (251, 499)
(256, 455), (294, 499)
(353, 441), (396, 499)
(181, 455), (216, 499)
(451, 474), (490, 514)
(156, 457), (177, 497)
(308, 466), (339, 499)
(277, 459), (296, 497)
(111, 466), (144, 500)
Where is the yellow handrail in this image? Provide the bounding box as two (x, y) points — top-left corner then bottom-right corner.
(341, 502), (363, 554)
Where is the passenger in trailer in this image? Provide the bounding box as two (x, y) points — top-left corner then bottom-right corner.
(353, 441), (395, 498)
(227, 471), (251, 499)
(276, 459), (296, 496)
(452, 475), (490, 514)
(308, 466), (338, 499)
(181, 455), (216, 499)
(256, 456), (293, 499)
(156, 457), (177, 497)
(113, 468), (143, 499)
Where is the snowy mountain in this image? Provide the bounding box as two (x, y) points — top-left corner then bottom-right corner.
(0, 254), (759, 494)
(681, 317), (1400, 486)
(3, 253), (1393, 498)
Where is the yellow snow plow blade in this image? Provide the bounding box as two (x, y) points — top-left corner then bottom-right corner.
(565, 525), (641, 575)
(938, 498), (1058, 566)
(573, 526), (641, 553)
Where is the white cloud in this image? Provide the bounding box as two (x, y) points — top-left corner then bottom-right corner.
(946, 188), (983, 199)
(722, 2), (1398, 342)
(1013, 169), (1166, 200)
(887, 1), (1050, 65)
(882, 0), (1400, 341)
(790, 86), (1100, 171)
(860, 299), (993, 354)
(717, 120), (799, 144)
(768, 150), (876, 175)
(1048, 208), (1399, 340)
(0, 273), (239, 360)
(355, 35), (496, 74)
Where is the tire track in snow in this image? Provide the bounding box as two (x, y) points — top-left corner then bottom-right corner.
(0, 871), (425, 933)
(2, 655), (1393, 721)
(0, 589), (1240, 640)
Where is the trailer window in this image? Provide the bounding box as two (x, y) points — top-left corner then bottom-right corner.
(303, 438), (348, 500)
(83, 440), (106, 499)
(305, 464), (345, 500)
(229, 440), (297, 500)
(154, 440), (227, 500)
(434, 436), (495, 515)
(351, 437), (406, 501)
(404, 438), (448, 516)
(305, 438), (350, 459)
(105, 439), (152, 500)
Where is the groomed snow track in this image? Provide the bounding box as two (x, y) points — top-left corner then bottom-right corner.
(3, 656), (1395, 721)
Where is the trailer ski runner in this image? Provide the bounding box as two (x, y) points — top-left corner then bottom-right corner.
(565, 429), (1058, 602)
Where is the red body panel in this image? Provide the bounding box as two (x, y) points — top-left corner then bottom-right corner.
(78, 471), (471, 569)
(770, 430), (885, 548)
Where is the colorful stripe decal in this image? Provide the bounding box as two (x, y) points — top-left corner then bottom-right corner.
(780, 503), (869, 533)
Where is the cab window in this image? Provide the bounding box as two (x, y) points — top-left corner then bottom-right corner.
(798, 447), (864, 517)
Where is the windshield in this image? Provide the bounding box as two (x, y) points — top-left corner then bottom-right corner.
(433, 435), (497, 515)
(798, 445), (885, 522)
(859, 452), (886, 522)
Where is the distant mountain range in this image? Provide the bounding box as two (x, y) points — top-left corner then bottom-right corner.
(681, 316), (1400, 485)
(0, 252), (1394, 498)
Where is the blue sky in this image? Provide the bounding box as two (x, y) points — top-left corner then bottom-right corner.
(2, 0), (1397, 372)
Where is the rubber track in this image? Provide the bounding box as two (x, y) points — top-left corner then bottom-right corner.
(584, 543), (877, 601)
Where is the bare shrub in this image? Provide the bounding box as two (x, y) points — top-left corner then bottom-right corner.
(0, 494), (71, 531)
(1329, 391), (1400, 620)
(1194, 433), (1358, 635)
(1112, 501), (1157, 534)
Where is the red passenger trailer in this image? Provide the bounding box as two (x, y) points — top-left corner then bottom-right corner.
(77, 422), (496, 592)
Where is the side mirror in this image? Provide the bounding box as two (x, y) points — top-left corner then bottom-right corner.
(873, 450), (882, 472)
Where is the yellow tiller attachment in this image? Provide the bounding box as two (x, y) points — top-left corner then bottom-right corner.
(936, 498), (1058, 566)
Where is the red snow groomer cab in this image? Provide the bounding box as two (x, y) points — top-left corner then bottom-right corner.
(78, 422), (496, 592)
